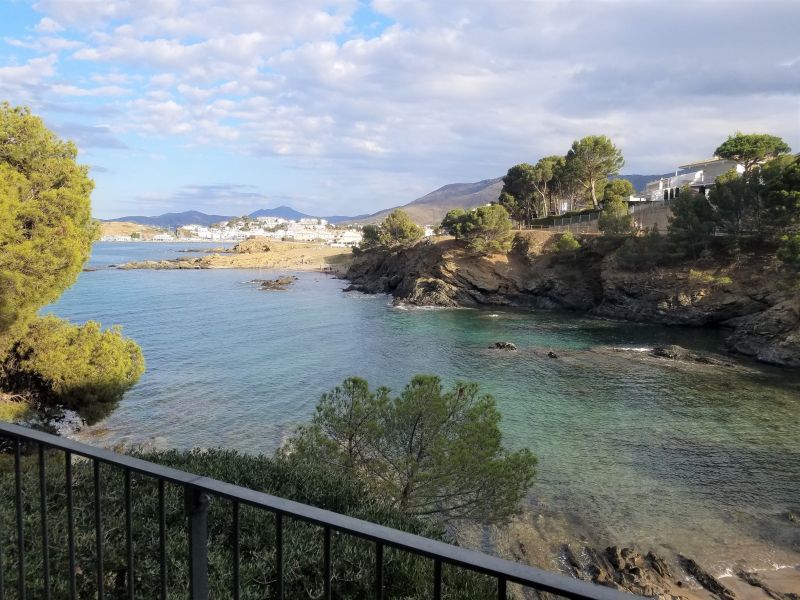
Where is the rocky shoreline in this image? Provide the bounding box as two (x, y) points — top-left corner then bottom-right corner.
(116, 237), (353, 274)
(462, 501), (800, 600)
(344, 233), (800, 368)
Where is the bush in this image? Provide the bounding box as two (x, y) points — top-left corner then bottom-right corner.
(615, 226), (669, 271)
(777, 233), (800, 270)
(0, 448), (497, 599)
(1, 316), (144, 424)
(554, 232), (581, 255)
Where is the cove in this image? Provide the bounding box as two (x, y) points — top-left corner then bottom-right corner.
(46, 243), (800, 575)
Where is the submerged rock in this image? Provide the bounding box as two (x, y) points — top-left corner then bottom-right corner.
(250, 276), (298, 291)
(118, 258), (205, 270)
(650, 345), (734, 366)
(489, 341), (517, 351)
(678, 555), (736, 600)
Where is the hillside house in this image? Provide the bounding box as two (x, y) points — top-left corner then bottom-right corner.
(645, 157), (743, 202)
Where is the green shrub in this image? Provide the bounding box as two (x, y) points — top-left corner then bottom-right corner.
(614, 226), (669, 271)
(2, 316), (144, 424)
(554, 232), (580, 255)
(777, 233), (800, 269)
(0, 448), (496, 599)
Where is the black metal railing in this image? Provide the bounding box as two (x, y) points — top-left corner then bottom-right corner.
(0, 422), (642, 600)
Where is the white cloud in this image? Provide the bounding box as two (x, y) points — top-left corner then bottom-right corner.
(0, 54), (58, 87)
(34, 17), (63, 33)
(50, 83), (129, 97)
(6, 0), (799, 215)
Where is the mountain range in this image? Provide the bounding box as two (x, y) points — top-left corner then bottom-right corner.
(104, 174), (664, 228)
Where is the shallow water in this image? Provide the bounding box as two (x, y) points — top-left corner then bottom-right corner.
(48, 243), (800, 573)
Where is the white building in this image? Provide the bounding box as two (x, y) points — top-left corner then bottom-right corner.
(645, 157), (744, 202)
(255, 216), (287, 227)
(331, 230), (363, 247)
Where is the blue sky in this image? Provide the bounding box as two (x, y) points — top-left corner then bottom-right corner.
(1, 0), (798, 219)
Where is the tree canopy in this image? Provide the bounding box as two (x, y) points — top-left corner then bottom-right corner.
(603, 179), (635, 204)
(565, 135), (625, 208)
(0, 103), (144, 427)
(499, 163), (538, 225)
(598, 197), (635, 237)
(358, 209), (423, 252)
(441, 204), (513, 255)
(287, 375), (536, 525)
(0, 103), (97, 354)
(714, 133), (791, 172)
(2, 317), (145, 425)
(667, 186), (719, 258)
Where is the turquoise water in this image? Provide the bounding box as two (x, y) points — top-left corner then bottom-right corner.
(48, 243), (800, 572)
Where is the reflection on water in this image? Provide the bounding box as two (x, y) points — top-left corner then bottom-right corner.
(48, 243), (800, 572)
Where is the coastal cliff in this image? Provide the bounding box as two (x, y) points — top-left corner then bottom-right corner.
(345, 232), (800, 368)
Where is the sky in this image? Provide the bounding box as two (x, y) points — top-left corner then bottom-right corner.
(0, 0), (798, 219)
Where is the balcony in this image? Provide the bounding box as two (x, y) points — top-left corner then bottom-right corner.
(0, 422), (642, 600)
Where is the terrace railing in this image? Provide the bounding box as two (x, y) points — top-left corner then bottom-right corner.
(0, 422), (643, 600)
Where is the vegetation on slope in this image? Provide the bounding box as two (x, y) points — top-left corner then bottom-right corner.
(0, 373), (532, 598)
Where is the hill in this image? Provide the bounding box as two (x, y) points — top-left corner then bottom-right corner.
(348, 177), (504, 225)
(248, 205), (311, 220)
(102, 174), (666, 229)
(105, 210), (232, 228)
(99, 221), (168, 239)
(105, 207), (357, 227)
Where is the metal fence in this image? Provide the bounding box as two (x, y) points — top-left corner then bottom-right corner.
(0, 422), (642, 600)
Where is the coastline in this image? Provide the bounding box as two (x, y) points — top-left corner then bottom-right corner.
(344, 233), (800, 369)
(115, 238), (354, 276)
(84, 241), (800, 596)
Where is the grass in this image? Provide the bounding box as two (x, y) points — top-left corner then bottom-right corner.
(688, 269), (733, 286)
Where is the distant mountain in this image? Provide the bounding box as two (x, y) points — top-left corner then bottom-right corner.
(104, 207), (357, 227)
(249, 206), (366, 224)
(248, 205), (311, 220)
(348, 177), (504, 225)
(104, 174), (667, 229)
(105, 210), (232, 228)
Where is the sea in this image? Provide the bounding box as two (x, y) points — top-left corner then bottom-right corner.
(45, 242), (800, 575)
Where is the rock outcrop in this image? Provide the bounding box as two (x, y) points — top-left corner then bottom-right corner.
(249, 276), (298, 291)
(345, 234), (800, 368)
(489, 341), (517, 350)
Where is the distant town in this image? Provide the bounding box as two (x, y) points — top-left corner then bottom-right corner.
(101, 216), (373, 246)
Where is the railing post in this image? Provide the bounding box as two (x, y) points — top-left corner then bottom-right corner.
(185, 488), (209, 600)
